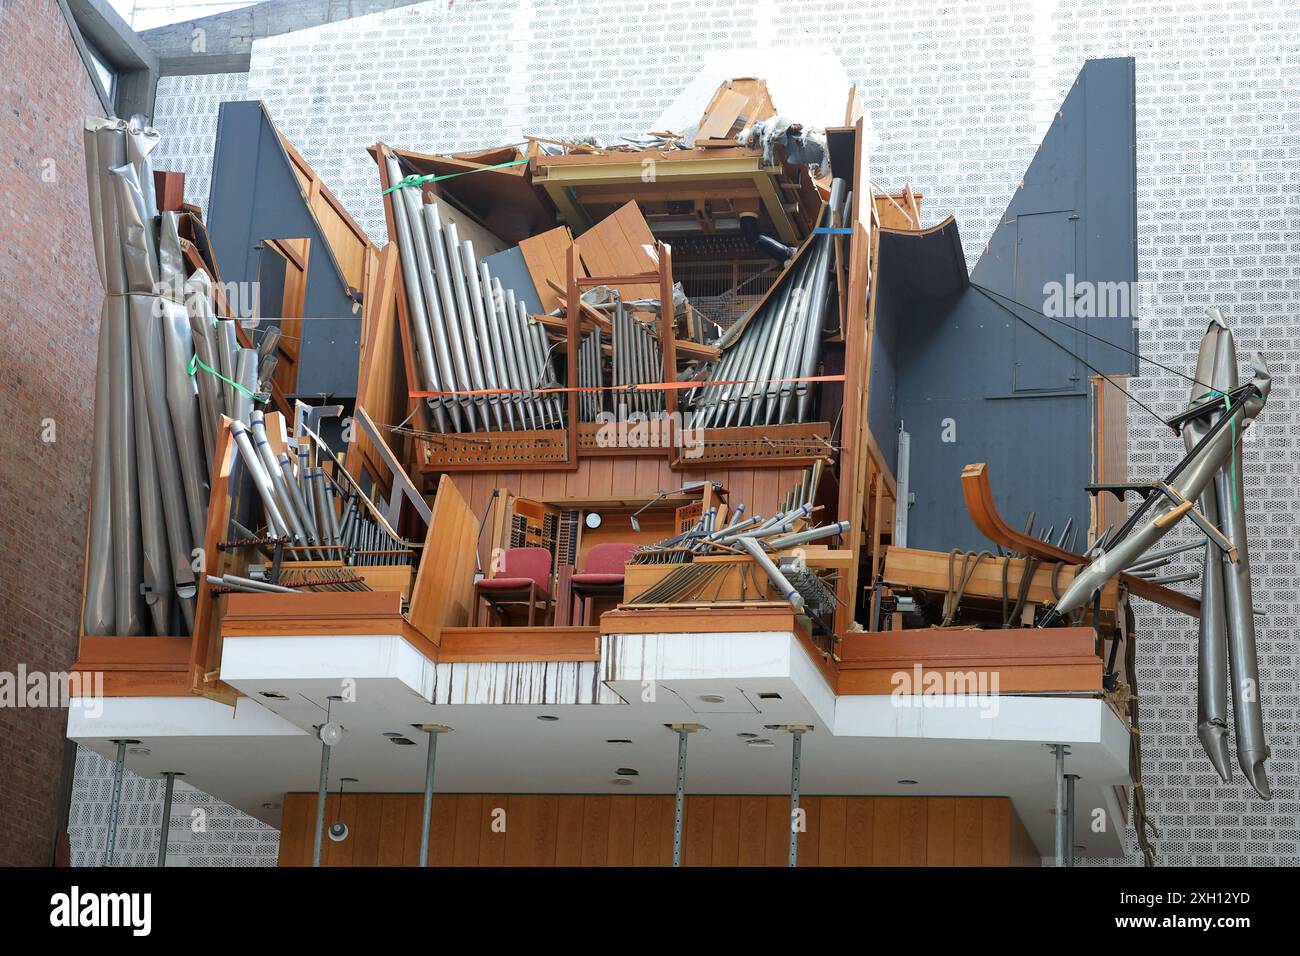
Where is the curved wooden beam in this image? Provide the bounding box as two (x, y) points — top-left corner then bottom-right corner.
(961, 463), (1200, 618)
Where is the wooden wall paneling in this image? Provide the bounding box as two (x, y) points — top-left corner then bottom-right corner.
(587, 457), (614, 499)
(632, 796), (669, 866)
(278, 792), (1035, 867)
(763, 795), (790, 866)
(898, 797), (928, 865)
(1010, 806), (1040, 866)
(606, 796), (636, 865)
(503, 794), (538, 866)
(818, 796), (847, 866)
(710, 795), (740, 867)
(555, 795), (586, 866)
(580, 795), (612, 866)
(872, 797), (902, 865)
(926, 797), (956, 866)
(351, 794), (383, 865)
(479, 795), (508, 866)
(277, 793), (310, 866)
(844, 797), (874, 865)
(953, 797), (984, 865)
(797, 795), (821, 867)
(736, 796), (768, 865)
(981, 797), (1013, 866)
(426, 794), (458, 866)
(400, 796), (422, 867)
(452, 794), (483, 867)
(682, 796), (715, 867)
(377, 794), (409, 865)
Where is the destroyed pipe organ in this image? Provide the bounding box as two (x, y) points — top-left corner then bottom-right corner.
(68, 61), (1281, 870)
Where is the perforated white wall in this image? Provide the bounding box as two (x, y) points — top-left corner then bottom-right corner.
(112, 0), (1298, 866)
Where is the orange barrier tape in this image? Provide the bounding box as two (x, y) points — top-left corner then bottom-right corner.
(409, 373), (845, 399)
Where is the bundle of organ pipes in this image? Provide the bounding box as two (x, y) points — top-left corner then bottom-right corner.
(81, 116), (268, 637)
(1051, 312), (1272, 798)
(576, 291), (667, 421)
(689, 178), (848, 428)
(630, 463), (845, 610)
(227, 414), (413, 568)
(385, 155), (563, 433)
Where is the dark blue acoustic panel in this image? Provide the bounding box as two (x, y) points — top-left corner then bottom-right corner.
(876, 57), (1139, 552)
(207, 100), (361, 399)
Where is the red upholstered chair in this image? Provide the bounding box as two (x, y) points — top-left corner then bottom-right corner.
(570, 543), (638, 624)
(473, 547), (553, 626)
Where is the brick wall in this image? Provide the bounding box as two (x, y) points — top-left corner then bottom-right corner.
(119, 0), (1300, 865)
(0, 0), (107, 865)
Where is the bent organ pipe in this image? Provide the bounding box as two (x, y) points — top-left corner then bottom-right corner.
(1055, 355), (1271, 624)
(231, 422), (291, 538)
(398, 180), (457, 431)
(461, 238), (513, 430)
(736, 536), (805, 610)
(1184, 318), (1232, 782)
(422, 202), (481, 430)
(525, 296), (564, 426)
(442, 219), (499, 430)
(279, 453), (320, 553)
(1209, 325), (1270, 798)
(185, 271), (222, 463)
(480, 262), (532, 429)
(83, 302), (116, 635)
(128, 294), (196, 630)
(387, 163), (453, 433)
(251, 413), (307, 548)
(129, 300), (173, 635)
(742, 265), (799, 426)
(233, 348), (257, 424)
(98, 124), (145, 634)
(767, 521), (850, 550)
(789, 179), (844, 423)
(162, 298), (209, 546)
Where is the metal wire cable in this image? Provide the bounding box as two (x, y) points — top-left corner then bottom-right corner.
(969, 284), (1176, 432)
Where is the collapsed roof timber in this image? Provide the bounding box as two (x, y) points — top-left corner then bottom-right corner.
(70, 59), (1275, 869)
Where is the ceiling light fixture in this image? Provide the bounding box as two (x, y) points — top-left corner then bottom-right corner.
(537, 715), (559, 722)
(614, 767), (639, 776)
(897, 779), (918, 785)
(699, 694), (726, 704)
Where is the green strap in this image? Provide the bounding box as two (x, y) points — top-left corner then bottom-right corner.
(381, 158), (529, 195)
(188, 354), (267, 403)
(1224, 393), (1239, 512)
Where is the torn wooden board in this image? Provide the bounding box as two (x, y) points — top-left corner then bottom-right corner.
(518, 224), (578, 313)
(575, 200), (659, 301)
(696, 88), (749, 142)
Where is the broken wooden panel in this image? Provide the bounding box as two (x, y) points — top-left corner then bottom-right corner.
(407, 475), (480, 642)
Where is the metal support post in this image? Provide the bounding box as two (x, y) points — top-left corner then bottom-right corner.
(417, 724), (453, 867)
(157, 770), (182, 867)
(104, 739), (138, 866)
(1048, 743), (1070, 867)
(786, 725), (813, 867)
(1065, 773), (1079, 867)
(669, 724), (700, 867)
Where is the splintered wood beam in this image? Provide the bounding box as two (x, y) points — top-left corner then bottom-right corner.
(959, 462), (1200, 617)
